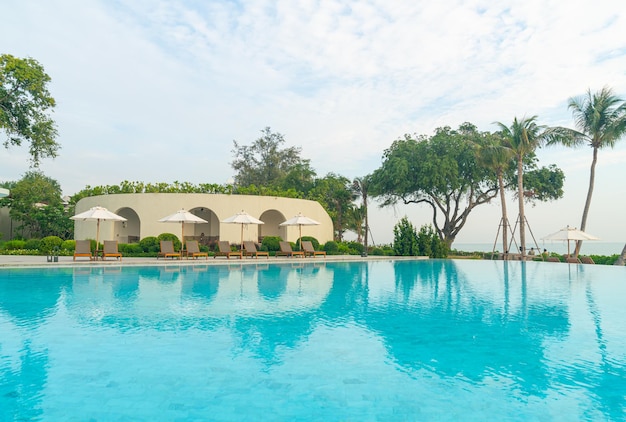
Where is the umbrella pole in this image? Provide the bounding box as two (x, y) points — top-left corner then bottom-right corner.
(181, 222), (185, 257)
(240, 224), (244, 251)
(96, 219), (101, 260)
(299, 224), (302, 250)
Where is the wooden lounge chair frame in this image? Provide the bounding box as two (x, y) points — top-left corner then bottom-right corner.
(74, 239), (93, 261)
(215, 241), (242, 259)
(545, 257), (561, 263)
(301, 240), (326, 258)
(580, 256), (595, 264)
(276, 241), (304, 258)
(243, 241), (269, 259)
(566, 256), (582, 264)
(185, 240), (208, 260)
(158, 240), (181, 260)
(103, 240), (122, 261)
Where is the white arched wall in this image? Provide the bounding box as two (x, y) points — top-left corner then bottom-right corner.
(74, 193), (333, 246)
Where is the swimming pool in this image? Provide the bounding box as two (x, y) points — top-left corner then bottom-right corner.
(1, 260), (625, 420)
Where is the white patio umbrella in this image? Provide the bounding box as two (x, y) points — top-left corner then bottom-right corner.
(70, 206), (127, 248)
(158, 209), (208, 251)
(542, 226), (600, 257)
(279, 213), (320, 248)
(221, 211), (264, 250)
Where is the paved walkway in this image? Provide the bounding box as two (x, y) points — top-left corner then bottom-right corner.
(0, 254), (426, 268)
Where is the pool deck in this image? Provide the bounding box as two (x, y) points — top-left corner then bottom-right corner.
(0, 254), (428, 268)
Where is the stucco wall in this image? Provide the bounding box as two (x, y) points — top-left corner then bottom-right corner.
(74, 193), (333, 245)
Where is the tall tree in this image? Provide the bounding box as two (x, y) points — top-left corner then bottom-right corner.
(561, 87), (626, 256)
(493, 116), (570, 257)
(309, 173), (354, 241)
(474, 134), (516, 256)
(352, 175), (372, 253)
(231, 127), (314, 189)
(5, 171), (67, 238)
(0, 54), (59, 167)
(372, 123), (499, 248)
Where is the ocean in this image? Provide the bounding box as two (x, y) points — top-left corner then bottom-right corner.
(453, 241), (626, 256)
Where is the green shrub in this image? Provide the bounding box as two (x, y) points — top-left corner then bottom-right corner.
(323, 241), (339, 254)
(3, 240), (26, 250)
(345, 241), (364, 255)
(261, 236), (282, 252)
(24, 239), (42, 250)
(40, 236), (63, 254)
(119, 243), (143, 255)
(157, 233), (181, 251)
(61, 240), (76, 251)
(139, 236), (160, 253)
(393, 217), (419, 256)
(300, 236), (319, 250)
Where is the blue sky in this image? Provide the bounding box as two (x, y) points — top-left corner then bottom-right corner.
(2, 0), (626, 246)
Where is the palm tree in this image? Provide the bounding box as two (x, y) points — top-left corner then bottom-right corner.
(352, 175), (372, 255)
(475, 135), (516, 257)
(494, 116), (550, 257)
(564, 87), (626, 256)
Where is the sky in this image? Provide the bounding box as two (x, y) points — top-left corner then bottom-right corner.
(2, 0), (626, 247)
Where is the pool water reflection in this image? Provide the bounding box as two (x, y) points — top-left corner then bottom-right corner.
(1, 260), (625, 420)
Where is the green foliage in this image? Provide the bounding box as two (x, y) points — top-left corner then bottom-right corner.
(309, 173), (355, 241)
(61, 239), (75, 251)
(300, 236), (319, 250)
(416, 225), (448, 258)
(119, 243), (143, 254)
(589, 254), (620, 265)
(345, 241), (364, 255)
(40, 235), (62, 253)
(1, 171), (72, 239)
(70, 181), (231, 205)
(323, 241), (338, 254)
(372, 123), (498, 247)
(139, 236), (160, 253)
(261, 236), (281, 252)
(0, 54), (59, 167)
(393, 217), (419, 256)
(371, 245), (395, 256)
(24, 238), (41, 250)
(231, 127), (315, 190)
(157, 233), (181, 251)
(520, 164), (565, 203)
(3, 239), (26, 250)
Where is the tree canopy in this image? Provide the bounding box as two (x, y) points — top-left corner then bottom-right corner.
(0, 54), (59, 167)
(372, 123), (499, 247)
(231, 127), (316, 189)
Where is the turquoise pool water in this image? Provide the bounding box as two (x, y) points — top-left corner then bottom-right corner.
(1, 260), (625, 421)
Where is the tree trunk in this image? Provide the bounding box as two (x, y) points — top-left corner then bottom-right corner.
(575, 146), (598, 257)
(364, 196), (369, 255)
(517, 157), (526, 258)
(498, 171), (509, 257)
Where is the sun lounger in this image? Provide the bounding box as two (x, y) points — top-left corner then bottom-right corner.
(566, 256), (582, 264)
(74, 239), (93, 261)
(545, 257), (561, 263)
(301, 240), (326, 258)
(215, 240), (242, 259)
(276, 241), (304, 258)
(158, 240), (181, 259)
(185, 240), (208, 260)
(580, 256), (595, 264)
(103, 240), (122, 261)
(243, 241), (269, 259)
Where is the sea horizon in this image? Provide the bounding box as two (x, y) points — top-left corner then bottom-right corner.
(454, 241), (625, 256)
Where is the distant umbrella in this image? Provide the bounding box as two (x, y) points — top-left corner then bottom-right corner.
(222, 211), (264, 250)
(71, 206), (127, 248)
(158, 209), (208, 252)
(279, 213), (320, 248)
(542, 226), (600, 256)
